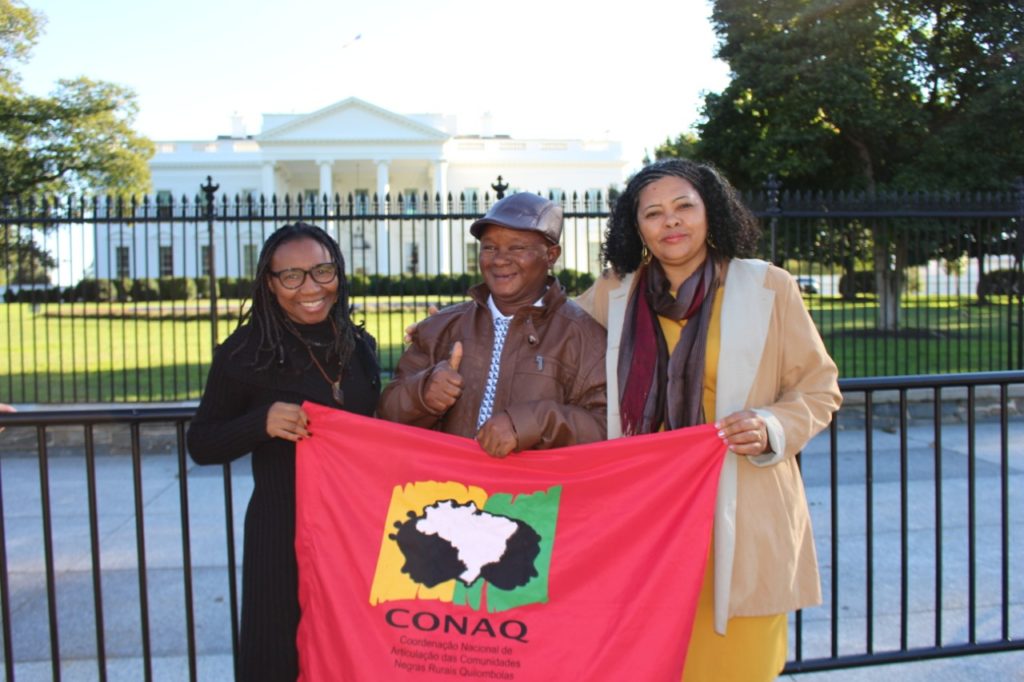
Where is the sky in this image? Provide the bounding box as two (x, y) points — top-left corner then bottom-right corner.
(16, 0), (731, 173)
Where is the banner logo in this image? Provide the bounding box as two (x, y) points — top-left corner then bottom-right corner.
(370, 481), (561, 613)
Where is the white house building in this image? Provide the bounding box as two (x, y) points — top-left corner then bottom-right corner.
(121, 96), (627, 279)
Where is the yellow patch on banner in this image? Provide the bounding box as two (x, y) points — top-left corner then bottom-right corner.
(369, 481), (488, 604)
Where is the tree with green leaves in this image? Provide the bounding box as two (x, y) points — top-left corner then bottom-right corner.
(0, 0), (153, 200)
(654, 131), (698, 162)
(1, 0), (153, 289)
(659, 0), (1024, 328)
(0, 225), (54, 285)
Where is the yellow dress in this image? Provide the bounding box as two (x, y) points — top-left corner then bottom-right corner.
(657, 287), (788, 682)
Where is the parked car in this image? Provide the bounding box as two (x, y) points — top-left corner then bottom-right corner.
(795, 275), (820, 294)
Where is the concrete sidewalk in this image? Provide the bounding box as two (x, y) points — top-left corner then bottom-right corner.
(782, 651), (1024, 681)
(11, 649), (1024, 681)
(0, 409), (1020, 680)
(782, 415), (1024, 681)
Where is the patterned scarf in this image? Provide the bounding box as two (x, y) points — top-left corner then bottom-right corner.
(618, 257), (721, 435)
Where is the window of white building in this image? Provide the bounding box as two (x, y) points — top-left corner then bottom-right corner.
(402, 189), (418, 215)
(159, 245), (173, 277)
(201, 245), (212, 277)
(462, 188), (479, 214)
(115, 246), (131, 279)
(243, 243), (259, 277)
(239, 188), (258, 215)
(354, 189), (370, 216)
(465, 242), (479, 274)
(156, 190), (173, 219)
(589, 241), (601, 273)
(353, 227), (372, 250)
(303, 189), (319, 211)
(406, 242), (421, 276)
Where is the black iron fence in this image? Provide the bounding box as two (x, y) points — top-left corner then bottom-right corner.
(786, 371), (1024, 673)
(2, 180), (1023, 403)
(0, 371), (1020, 679)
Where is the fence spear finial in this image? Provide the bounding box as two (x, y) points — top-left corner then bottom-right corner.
(491, 175), (509, 200)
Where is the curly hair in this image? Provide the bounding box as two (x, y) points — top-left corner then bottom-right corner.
(236, 222), (357, 371)
(602, 158), (761, 276)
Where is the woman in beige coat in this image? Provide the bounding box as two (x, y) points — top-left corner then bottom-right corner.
(576, 159), (842, 681)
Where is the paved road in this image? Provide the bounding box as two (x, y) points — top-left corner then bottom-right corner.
(0, 411), (1020, 681)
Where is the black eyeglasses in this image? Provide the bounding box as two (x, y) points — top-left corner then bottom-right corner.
(270, 262), (338, 289)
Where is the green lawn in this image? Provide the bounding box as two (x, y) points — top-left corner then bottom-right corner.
(0, 298), (457, 403)
(1, 294), (1021, 403)
(809, 294), (1022, 377)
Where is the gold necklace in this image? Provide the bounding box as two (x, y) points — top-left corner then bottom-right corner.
(303, 343), (345, 406)
(290, 321), (345, 407)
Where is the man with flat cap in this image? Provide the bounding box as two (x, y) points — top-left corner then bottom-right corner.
(379, 192), (607, 456)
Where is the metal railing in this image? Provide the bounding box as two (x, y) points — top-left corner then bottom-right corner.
(784, 371), (1023, 672)
(0, 406), (237, 681)
(0, 371), (1020, 679)
(2, 181), (1022, 403)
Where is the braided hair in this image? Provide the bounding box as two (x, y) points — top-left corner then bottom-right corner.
(237, 222), (357, 372)
(602, 158), (761, 276)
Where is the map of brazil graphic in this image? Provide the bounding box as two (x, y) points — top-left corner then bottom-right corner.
(370, 482), (561, 613)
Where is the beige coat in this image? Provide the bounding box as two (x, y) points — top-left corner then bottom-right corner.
(576, 258), (842, 633)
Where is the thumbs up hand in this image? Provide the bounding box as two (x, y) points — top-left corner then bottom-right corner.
(423, 341), (465, 414)
(446, 341), (463, 371)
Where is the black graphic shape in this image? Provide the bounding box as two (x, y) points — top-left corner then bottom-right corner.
(480, 522), (542, 590)
(390, 511), (466, 587)
(389, 501), (542, 590)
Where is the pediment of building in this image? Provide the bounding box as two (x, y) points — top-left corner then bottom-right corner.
(258, 97), (449, 143)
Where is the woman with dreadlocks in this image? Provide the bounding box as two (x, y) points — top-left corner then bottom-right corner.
(187, 222), (380, 680)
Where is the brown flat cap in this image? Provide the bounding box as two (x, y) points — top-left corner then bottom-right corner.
(469, 193), (563, 244)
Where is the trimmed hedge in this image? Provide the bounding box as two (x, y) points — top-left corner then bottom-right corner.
(557, 269), (596, 295)
(194, 277), (213, 299)
(838, 271), (876, 298)
(838, 270), (921, 298)
(73, 278), (118, 302)
(978, 269), (1023, 297)
(217, 276), (254, 299)
(348, 273), (482, 296)
(2, 286), (69, 303)
(345, 270), (593, 297)
(158, 277), (198, 301)
(51, 269), (596, 303)
(69, 276), (200, 302)
(131, 278), (161, 302)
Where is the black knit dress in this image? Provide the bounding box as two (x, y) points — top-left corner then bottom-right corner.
(187, 319), (380, 681)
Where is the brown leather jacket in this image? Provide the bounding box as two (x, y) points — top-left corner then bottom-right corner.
(378, 278), (607, 450)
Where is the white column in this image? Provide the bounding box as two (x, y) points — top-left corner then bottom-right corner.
(375, 159), (390, 205)
(375, 160), (391, 276)
(433, 159), (449, 211)
(432, 159), (451, 273)
(261, 162), (276, 202)
(318, 161), (333, 202)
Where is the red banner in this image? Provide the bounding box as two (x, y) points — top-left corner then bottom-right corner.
(295, 403), (726, 681)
